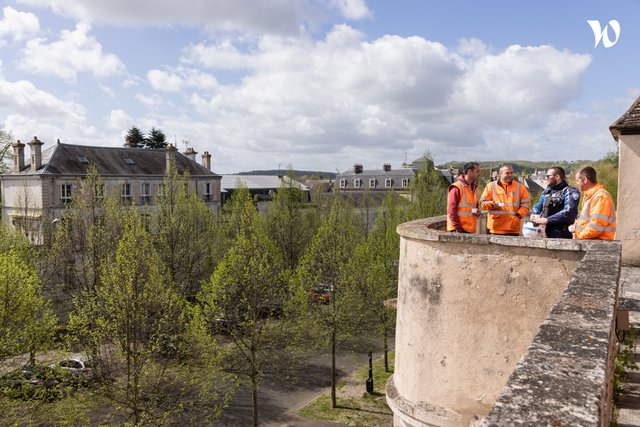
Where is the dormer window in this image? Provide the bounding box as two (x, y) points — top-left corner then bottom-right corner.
(402, 178), (409, 187)
(369, 178), (376, 188)
(354, 178), (362, 188)
(340, 179), (347, 188)
(385, 178), (392, 188)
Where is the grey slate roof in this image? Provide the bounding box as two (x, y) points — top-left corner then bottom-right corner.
(337, 166), (454, 190)
(5, 142), (218, 177)
(610, 95), (640, 140)
(221, 175), (308, 191)
(340, 168), (414, 178)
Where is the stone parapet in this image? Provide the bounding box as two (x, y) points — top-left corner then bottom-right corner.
(388, 216), (621, 426)
(480, 240), (620, 426)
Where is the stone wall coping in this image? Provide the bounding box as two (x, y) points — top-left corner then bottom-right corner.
(396, 215), (611, 252)
(394, 216), (622, 426)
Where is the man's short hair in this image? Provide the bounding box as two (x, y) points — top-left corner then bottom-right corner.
(463, 162), (479, 174)
(549, 166), (566, 180)
(499, 164), (513, 172)
(578, 166), (597, 184)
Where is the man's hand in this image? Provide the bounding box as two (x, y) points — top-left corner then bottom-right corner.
(531, 215), (548, 225)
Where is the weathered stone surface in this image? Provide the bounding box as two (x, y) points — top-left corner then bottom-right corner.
(392, 217), (621, 427)
(545, 239), (582, 251)
(545, 304), (613, 334)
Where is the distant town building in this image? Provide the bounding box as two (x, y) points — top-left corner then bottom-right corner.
(220, 174), (310, 212)
(335, 158), (454, 192)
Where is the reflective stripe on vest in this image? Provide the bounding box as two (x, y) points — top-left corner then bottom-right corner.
(447, 181), (478, 233)
(577, 189), (617, 233)
(491, 180), (523, 213)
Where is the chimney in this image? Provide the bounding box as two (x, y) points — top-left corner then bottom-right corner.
(165, 143), (177, 169)
(383, 163), (391, 172)
(28, 136), (44, 172)
(202, 151), (211, 171)
(183, 146), (198, 162)
(353, 163), (363, 174)
(12, 140), (25, 172)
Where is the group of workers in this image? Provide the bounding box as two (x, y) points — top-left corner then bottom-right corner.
(446, 162), (617, 240)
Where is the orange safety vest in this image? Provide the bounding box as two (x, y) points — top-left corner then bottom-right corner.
(447, 181), (478, 233)
(574, 184), (616, 240)
(480, 180), (531, 235)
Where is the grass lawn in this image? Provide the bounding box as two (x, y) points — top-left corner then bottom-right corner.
(298, 352), (394, 427)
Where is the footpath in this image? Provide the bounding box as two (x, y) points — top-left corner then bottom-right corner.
(616, 266), (640, 426)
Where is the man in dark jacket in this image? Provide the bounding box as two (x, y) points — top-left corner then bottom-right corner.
(530, 166), (580, 239)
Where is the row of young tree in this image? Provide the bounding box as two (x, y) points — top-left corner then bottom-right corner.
(0, 159), (447, 426)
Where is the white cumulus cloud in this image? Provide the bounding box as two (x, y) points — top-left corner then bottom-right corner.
(0, 7), (39, 45)
(0, 78), (86, 121)
(19, 22), (124, 82)
(147, 67), (218, 93)
(456, 45), (592, 126)
(168, 26), (595, 170)
(328, 0), (371, 20)
(16, 0), (352, 35)
(107, 109), (133, 130)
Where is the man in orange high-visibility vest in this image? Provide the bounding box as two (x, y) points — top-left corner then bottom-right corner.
(447, 162), (480, 233)
(573, 166), (616, 240)
(480, 164), (531, 236)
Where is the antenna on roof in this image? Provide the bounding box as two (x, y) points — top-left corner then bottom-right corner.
(182, 139), (190, 150)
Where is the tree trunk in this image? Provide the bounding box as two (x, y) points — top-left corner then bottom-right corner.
(251, 348), (259, 427)
(331, 328), (337, 408)
(384, 332), (389, 373)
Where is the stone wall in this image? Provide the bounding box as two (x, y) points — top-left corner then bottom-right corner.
(388, 216), (621, 426)
(616, 133), (640, 266)
(479, 240), (620, 426)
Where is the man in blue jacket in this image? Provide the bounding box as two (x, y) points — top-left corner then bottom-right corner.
(530, 166), (580, 239)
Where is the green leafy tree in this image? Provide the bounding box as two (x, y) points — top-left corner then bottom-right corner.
(210, 185), (256, 266)
(70, 209), (228, 425)
(0, 247), (56, 361)
(125, 126), (146, 148)
(293, 196), (366, 408)
(264, 169), (317, 270)
(360, 193), (401, 372)
(152, 162), (216, 299)
(405, 153), (448, 221)
(145, 127), (167, 150)
(595, 150), (619, 204)
(200, 190), (291, 427)
(0, 127), (13, 174)
(44, 165), (125, 315)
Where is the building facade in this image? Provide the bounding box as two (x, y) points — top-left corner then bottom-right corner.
(1, 137), (221, 243)
(336, 158), (454, 192)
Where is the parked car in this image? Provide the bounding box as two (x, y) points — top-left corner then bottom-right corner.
(49, 354), (93, 380)
(308, 284), (333, 304)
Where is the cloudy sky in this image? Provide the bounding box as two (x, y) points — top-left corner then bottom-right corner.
(0, 0), (637, 173)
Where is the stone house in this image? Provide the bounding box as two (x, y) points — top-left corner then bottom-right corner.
(336, 158), (454, 192)
(1, 137), (221, 243)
